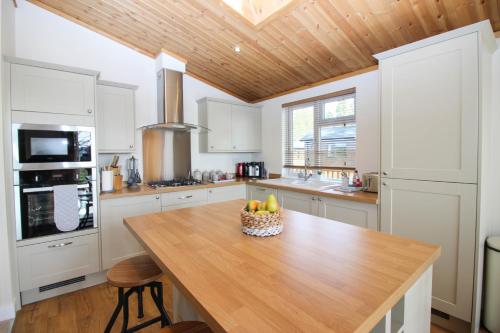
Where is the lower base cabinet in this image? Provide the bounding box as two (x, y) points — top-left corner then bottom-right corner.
(17, 233), (100, 291)
(278, 190), (378, 230)
(318, 197), (378, 230)
(161, 189), (208, 211)
(208, 185), (246, 203)
(278, 190), (317, 215)
(247, 185), (278, 202)
(380, 178), (476, 322)
(100, 194), (161, 270)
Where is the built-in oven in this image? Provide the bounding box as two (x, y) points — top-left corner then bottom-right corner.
(12, 123), (96, 170)
(13, 168), (97, 241)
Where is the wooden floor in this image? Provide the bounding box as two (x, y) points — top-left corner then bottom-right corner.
(12, 277), (173, 333)
(12, 277), (451, 332)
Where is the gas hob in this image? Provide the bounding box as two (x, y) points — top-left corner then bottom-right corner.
(147, 179), (201, 188)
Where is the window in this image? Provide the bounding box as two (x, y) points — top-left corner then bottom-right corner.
(282, 88), (356, 176)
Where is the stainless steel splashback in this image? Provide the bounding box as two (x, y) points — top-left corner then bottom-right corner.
(142, 128), (191, 183)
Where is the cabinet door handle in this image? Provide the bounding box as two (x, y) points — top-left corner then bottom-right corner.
(312, 197), (316, 201)
(382, 182), (387, 186)
(48, 241), (73, 248)
(210, 146), (214, 149)
(129, 144), (134, 149)
(208, 190), (212, 193)
(156, 195), (160, 199)
(382, 171), (388, 176)
(233, 146), (236, 149)
(318, 197), (322, 202)
(178, 195), (193, 200)
(87, 109), (93, 114)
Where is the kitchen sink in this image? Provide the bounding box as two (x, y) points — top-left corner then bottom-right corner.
(257, 178), (340, 191)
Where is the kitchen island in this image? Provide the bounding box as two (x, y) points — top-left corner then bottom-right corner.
(125, 200), (440, 333)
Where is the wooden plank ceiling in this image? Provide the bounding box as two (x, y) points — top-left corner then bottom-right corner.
(30, 0), (500, 103)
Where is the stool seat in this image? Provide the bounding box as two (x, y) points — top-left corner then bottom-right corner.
(107, 255), (163, 288)
(158, 321), (212, 333)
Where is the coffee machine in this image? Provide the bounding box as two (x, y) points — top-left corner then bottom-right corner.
(236, 161), (265, 178)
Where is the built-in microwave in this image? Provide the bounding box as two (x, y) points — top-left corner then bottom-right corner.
(12, 123), (96, 170)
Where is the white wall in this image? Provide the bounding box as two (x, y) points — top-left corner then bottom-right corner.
(258, 70), (380, 176)
(0, 0), (17, 322)
(14, 0), (254, 176)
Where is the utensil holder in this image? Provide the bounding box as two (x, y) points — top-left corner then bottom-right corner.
(113, 175), (123, 191)
(102, 170), (114, 192)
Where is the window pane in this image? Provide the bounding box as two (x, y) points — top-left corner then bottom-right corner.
(291, 106), (313, 165)
(324, 98), (354, 119)
(319, 123), (356, 167)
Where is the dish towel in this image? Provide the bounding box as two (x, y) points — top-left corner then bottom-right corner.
(53, 184), (80, 232)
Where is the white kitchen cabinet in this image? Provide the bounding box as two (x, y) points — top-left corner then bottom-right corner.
(379, 33), (478, 183)
(277, 189), (378, 230)
(100, 194), (161, 270)
(207, 185), (246, 203)
(278, 190), (318, 216)
(198, 98), (261, 152)
(10, 63), (96, 117)
(317, 197), (378, 230)
(246, 185), (278, 202)
(231, 105), (261, 151)
(96, 81), (137, 152)
(161, 189), (207, 210)
(380, 178), (476, 322)
(204, 100), (232, 151)
(376, 22), (498, 329)
(17, 233), (100, 291)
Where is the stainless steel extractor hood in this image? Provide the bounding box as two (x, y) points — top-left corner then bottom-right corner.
(145, 68), (196, 130)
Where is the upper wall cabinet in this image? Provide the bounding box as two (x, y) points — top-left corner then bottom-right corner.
(10, 63), (96, 117)
(96, 81), (137, 153)
(198, 98), (261, 152)
(378, 33), (479, 183)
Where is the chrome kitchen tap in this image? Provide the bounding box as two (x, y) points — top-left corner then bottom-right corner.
(299, 157), (313, 181)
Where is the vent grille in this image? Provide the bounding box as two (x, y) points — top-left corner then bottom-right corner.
(431, 308), (450, 320)
(39, 276), (86, 293)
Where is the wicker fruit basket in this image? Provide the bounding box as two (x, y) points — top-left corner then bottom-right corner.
(240, 208), (283, 237)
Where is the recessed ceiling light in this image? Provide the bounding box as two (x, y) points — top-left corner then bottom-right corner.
(234, 45), (241, 53)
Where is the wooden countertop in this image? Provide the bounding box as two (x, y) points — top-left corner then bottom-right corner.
(125, 200), (440, 333)
(101, 178), (378, 205)
(250, 179), (379, 204)
(99, 179), (248, 200)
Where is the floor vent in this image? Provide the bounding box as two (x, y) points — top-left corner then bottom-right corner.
(431, 308), (450, 320)
(39, 276), (86, 293)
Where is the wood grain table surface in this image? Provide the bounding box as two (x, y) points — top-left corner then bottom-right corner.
(125, 200), (440, 333)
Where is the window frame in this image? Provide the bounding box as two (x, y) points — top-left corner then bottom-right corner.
(282, 88), (356, 171)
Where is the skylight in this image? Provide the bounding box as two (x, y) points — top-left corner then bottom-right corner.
(222, 0), (294, 26)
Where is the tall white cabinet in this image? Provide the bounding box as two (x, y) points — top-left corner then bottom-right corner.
(376, 21), (497, 331)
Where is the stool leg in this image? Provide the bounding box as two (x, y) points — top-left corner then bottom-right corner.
(104, 287), (124, 333)
(150, 282), (171, 327)
(137, 287), (144, 319)
(121, 288), (131, 333)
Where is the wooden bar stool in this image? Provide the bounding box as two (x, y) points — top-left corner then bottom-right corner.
(158, 321), (212, 333)
(104, 255), (172, 333)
